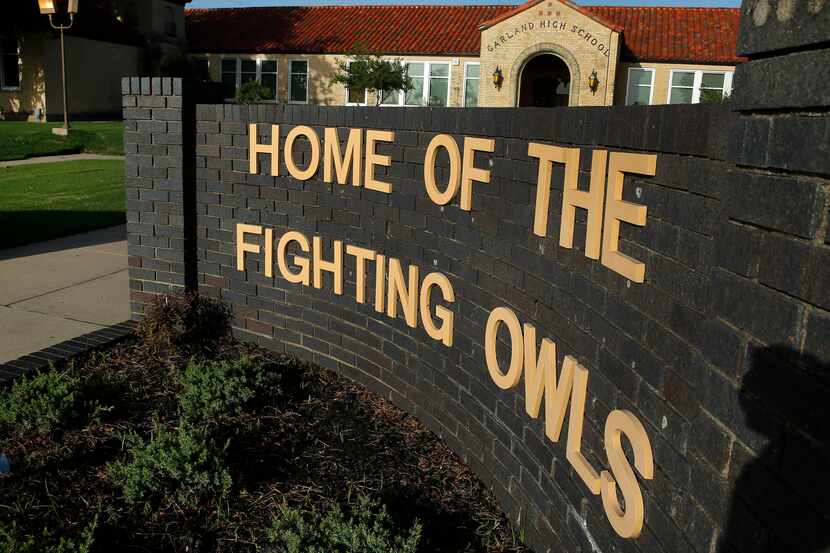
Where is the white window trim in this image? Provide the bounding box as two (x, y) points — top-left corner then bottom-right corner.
(624, 67), (654, 106)
(220, 56), (278, 102)
(462, 62), (480, 108)
(381, 60), (452, 107)
(289, 59), (309, 104)
(0, 34), (22, 91)
(667, 69), (733, 104)
(344, 59), (368, 106)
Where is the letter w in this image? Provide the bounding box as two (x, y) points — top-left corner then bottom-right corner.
(523, 323), (601, 493)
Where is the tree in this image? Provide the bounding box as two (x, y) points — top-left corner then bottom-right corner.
(332, 44), (412, 106)
(235, 81), (274, 104)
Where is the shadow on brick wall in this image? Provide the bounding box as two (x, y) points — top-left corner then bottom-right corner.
(719, 345), (830, 552)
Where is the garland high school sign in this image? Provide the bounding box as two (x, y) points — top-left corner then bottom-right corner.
(235, 124), (657, 539)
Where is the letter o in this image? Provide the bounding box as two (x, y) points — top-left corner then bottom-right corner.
(284, 125), (321, 181)
(424, 134), (462, 205)
(484, 306), (524, 389)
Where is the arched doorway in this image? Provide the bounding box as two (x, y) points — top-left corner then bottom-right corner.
(518, 54), (571, 107)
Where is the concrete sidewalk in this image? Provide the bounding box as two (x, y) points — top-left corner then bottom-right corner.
(0, 154), (125, 168)
(0, 225), (130, 364)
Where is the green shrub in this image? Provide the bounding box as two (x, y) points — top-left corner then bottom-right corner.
(107, 423), (231, 511)
(137, 293), (232, 355)
(0, 517), (97, 553)
(0, 368), (78, 434)
(267, 494), (422, 553)
(235, 80), (274, 104)
(180, 357), (264, 422)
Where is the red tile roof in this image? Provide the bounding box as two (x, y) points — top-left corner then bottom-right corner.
(186, 3), (743, 64)
(586, 6), (744, 64)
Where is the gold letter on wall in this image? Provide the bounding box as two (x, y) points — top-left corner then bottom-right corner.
(601, 152), (656, 283)
(387, 258), (419, 328)
(236, 223), (263, 272)
(528, 142), (580, 238)
(284, 125), (321, 181)
(324, 127), (362, 186)
(419, 272), (455, 347)
(484, 306), (524, 389)
(424, 134), (462, 205)
(249, 124), (280, 175)
(277, 230), (311, 286)
(560, 150), (607, 259)
(313, 236), (343, 295)
(460, 137), (495, 211)
(365, 129), (394, 193)
(601, 409), (654, 538)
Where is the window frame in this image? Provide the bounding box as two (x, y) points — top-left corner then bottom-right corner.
(667, 69), (733, 104)
(163, 6), (178, 37)
(289, 58), (309, 104)
(344, 59), (368, 106)
(220, 57), (278, 102)
(462, 62), (480, 108)
(381, 60), (452, 107)
(0, 34), (21, 91)
(624, 67), (654, 106)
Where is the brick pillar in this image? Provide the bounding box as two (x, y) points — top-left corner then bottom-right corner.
(730, 0), (830, 174)
(727, 0), (830, 360)
(122, 77), (196, 318)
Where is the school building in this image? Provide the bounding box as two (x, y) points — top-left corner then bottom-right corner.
(185, 0), (743, 109)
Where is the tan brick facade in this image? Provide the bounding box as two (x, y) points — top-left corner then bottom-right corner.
(478, 1), (620, 107)
(190, 0), (740, 109)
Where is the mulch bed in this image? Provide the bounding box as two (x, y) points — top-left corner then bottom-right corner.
(0, 334), (531, 553)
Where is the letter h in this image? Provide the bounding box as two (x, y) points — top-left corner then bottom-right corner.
(249, 123), (280, 175)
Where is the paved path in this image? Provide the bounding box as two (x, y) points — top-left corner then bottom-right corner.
(0, 154), (125, 168)
(0, 226), (130, 363)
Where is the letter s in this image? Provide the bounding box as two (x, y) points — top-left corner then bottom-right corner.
(600, 410), (654, 539)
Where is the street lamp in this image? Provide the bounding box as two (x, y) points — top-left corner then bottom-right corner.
(38, 0), (79, 136)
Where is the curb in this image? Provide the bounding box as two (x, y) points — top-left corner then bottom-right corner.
(0, 321), (136, 385)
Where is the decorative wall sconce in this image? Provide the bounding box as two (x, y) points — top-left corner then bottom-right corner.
(492, 66), (504, 91)
(588, 69), (600, 94)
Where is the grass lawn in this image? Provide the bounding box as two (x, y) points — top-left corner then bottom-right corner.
(0, 160), (125, 249)
(0, 121), (124, 161)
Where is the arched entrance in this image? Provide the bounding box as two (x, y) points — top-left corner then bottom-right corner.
(518, 54), (571, 107)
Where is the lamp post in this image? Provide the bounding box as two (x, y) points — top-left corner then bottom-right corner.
(37, 0), (79, 136)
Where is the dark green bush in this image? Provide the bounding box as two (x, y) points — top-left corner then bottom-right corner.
(0, 367), (78, 434)
(137, 293), (232, 355)
(0, 517), (97, 553)
(235, 80), (274, 104)
(107, 423), (231, 511)
(179, 357), (264, 422)
(267, 494), (422, 553)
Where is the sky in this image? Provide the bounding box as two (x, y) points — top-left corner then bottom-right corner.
(188, 0), (742, 8)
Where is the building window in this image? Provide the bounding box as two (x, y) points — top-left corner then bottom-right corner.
(463, 63), (480, 107)
(625, 68), (653, 106)
(289, 60), (308, 103)
(405, 62), (425, 106)
(345, 60), (367, 106)
(221, 58), (278, 101)
(668, 70), (733, 104)
(164, 6), (177, 37)
(382, 61), (450, 107)
(428, 62), (449, 107)
(192, 57), (210, 83)
(0, 34), (20, 90)
(260, 60), (277, 99)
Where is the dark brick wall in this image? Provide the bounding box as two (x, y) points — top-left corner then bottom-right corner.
(123, 77), (196, 316)
(121, 8), (830, 552)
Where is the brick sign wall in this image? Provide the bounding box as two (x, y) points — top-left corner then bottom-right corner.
(122, 8), (829, 553)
